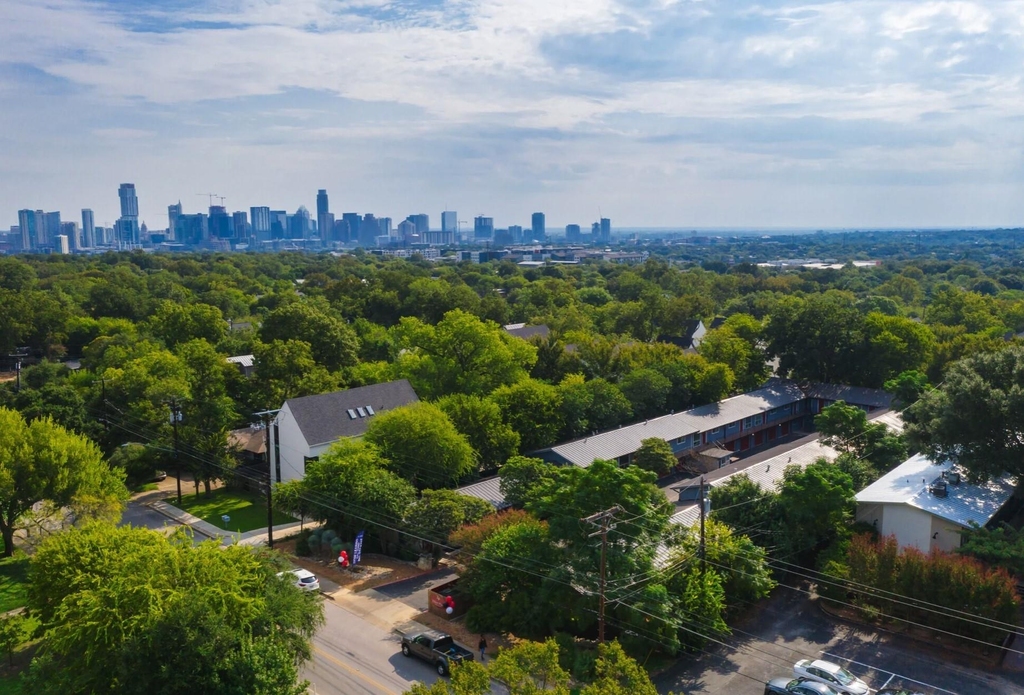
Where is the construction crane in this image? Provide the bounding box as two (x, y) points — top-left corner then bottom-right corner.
(196, 193), (219, 208)
(216, 196), (227, 207)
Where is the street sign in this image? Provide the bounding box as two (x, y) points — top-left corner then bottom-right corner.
(352, 530), (364, 565)
(221, 514), (231, 527)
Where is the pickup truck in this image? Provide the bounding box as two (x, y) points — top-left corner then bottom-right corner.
(400, 629), (474, 676)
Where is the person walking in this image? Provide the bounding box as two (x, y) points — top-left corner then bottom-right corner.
(478, 635), (487, 662)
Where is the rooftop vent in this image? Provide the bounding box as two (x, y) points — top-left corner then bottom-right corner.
(929, 480), (948, 498)
(942, 470), (962, 485)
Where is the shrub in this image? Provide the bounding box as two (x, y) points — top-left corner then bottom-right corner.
(295, 531), (311, 557)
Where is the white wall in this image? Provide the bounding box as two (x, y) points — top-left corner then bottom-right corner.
(856, 502), (934, 552)
(271, 403), (310, 483)
(930, 514), (965, 554)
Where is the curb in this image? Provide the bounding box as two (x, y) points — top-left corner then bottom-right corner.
(144, 501), (217, 539)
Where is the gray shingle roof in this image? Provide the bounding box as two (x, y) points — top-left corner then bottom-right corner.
(284, 379), (419, 447)
(503, 324), (551, 341)
(804, 382), (893, 409)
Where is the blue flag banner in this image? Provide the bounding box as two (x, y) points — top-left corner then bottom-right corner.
(353, 531), (365, 565)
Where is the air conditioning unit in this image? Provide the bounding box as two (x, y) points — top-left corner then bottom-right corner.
(929, 481), (948, 498)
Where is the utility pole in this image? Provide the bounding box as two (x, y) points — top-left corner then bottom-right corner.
(582, 505), (623, 644)
(169, 399), (183, 505)
(254, 409), (280, 548)
(699, 476), (708, 575)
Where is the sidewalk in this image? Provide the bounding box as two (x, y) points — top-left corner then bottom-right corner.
(148, 499), (307, 546)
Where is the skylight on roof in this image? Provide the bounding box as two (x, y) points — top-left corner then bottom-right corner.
(347, 409), (357, 419)
(357, 407), (367, 417)
(366, 405), (375, 415)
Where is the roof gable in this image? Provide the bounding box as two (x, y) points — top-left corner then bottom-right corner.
(282, 379), (419, 447)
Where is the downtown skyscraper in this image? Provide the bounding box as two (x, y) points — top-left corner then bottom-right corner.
(116, 183), (140, 247)
(316, 189), (334, 245)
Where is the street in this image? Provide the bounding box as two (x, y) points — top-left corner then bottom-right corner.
(654, 586), (1024, 695)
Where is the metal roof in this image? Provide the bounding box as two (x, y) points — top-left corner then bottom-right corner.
(282, 379), (420, 448)
(868, 410), (905, 433)
(227, 354), (255, 368)
(455, 477), (509, 510)
(543, 380), (809, 468)
(855, 453), (1016, 529)
(804, 382), (893, 409)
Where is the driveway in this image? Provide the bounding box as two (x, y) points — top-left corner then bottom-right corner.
(372, 569), (459, 611)
(654, 583), (1024, 695)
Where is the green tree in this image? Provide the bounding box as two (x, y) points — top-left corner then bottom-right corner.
(618, 368), (672, 420)
(675, 519), (775, 609)
(904, 347), (1024, 482)
(148, 300), (226, 348)
(633, 438), (676, 476)
(490, 379), (564, 452)
(365, 402), (477, 488)
(405, 489), (494, 544)
(815, 401), (906, 471)
(860, 312), (935, 387)
(670, 567), (730, 652)
(437, 394), (520, 470)
(776, 461), (855, 557)
(557, 375), (632, 440)
(404, 660), (490, 695)
(489, 638), (570, 695)
(275, 439), (415, 540)
(24, 524), (323, 695)
(0, 408), (128, 556)
(578, 641), (660, 695)
(498, 457), (559, 509)
(765, 291), (865, 384)
(252, 339), (339, 405)
(709, 474), (778, 544)
(259, 301), (359, 370)
(884, 369), (931, 406)
(392, 310), (537, 399)
(0, 613), (26, 666)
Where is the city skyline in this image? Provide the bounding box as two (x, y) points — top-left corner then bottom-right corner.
(3, 1), (1024, 228)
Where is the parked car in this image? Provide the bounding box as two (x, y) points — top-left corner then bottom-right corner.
(151, 470), (167, 482)
(793, 659), (869, 695)
(276, 568), (320, 592)
(765, 677), (840, 695)
(400, 630), (474, 676)
(878, 689), (925, 695)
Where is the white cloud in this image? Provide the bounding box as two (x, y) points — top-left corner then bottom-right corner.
(1, 0), (1024, 228)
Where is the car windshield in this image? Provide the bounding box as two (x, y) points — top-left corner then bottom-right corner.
(831, 668), (855, 686)
(299, 575), (316, 584)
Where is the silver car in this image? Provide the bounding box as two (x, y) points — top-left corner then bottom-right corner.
(793, 659), (869, 695)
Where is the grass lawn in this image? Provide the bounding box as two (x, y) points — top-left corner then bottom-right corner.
(0, 674), (22, 695)
(173, 488), (296, 534)
(0, 556), (29, 614)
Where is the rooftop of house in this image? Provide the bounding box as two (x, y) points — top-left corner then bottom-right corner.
(282, 379), (420, 447)
(454, 476), (509, 510)
(226, 354), (255, 368)
(503, 323), (551, 341)
(229, 426), (266, 456)
(855, 452), (1016, 529)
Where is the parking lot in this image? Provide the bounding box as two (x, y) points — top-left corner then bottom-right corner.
(653, 584), (1024, 695)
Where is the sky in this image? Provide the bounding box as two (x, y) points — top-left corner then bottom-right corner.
(2, 0), (1024, 230)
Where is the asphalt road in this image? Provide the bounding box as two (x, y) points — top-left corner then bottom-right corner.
(119, 498), (179, 531)
(653, 585), (1024, 695)
(303, 599), (466, 695)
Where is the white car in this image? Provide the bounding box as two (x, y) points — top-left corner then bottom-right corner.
(793, 659), (869, 695)
(277, 568), (320, 592)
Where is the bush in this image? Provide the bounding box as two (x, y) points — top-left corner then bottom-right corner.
(295, 531), (311, 557)
(307, 533), (321, 556)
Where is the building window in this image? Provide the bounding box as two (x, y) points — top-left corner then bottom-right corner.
(711, 427), (722, 435)
(743, 417), (752, 429)
(692, 433), (701, 447)
(753, 414), (763, 426)
(303, 456), (319, 473)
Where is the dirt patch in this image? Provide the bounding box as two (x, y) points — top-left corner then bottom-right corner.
(411, 611), (512, 658)
(278, 539), (430, 592)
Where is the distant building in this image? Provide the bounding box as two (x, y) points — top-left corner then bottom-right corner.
(117, 183), (141, 247)
(531, 212), (545, 241)
(269, 380), (420, 483)
(81, 209), (95, 248)
(270, 210), (288, 239)
(442, 211), (457, 234)
(600, 217), (611, 242)
(474, 216), (494, 240)
(397, 219), (417, 244)
(250, 206), (271, 241)
(174, 213), (208, 245)
(17, 210), (40, 251)
(317, 189), (332, 245)
(61, 221), (80, 251)
(360, 214), (380, 246)
(407, 214), (429, 235)
(167, 202), (182, 241)
(288, 206), (311, 239)
(333, 218), (350, 243)
(493, 228), (512, 245)
(378, 217), (392, 238)
(56, 234), (69, 254)
(509, 225), (524, 244)
(44, 211), (61, 246)
(342, 213), (361, 244)
(208, 206), (231, 239)
(232, 211), (249, 241)
(565, 224), (581, 242)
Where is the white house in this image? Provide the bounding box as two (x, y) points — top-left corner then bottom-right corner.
(855, 453), (1017, 553)
(268, 379), (419, 483)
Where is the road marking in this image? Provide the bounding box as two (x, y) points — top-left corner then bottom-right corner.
(821, 650), (959, 695)
(313, 645), (399, 695)
(880, 673), (895, 690)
